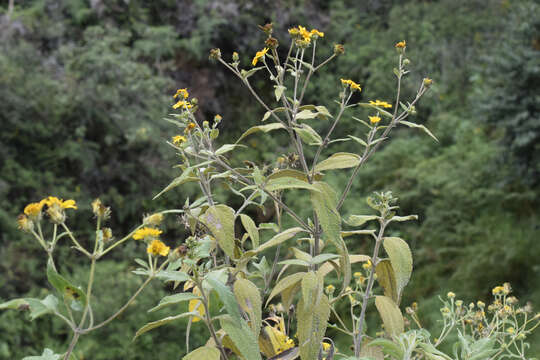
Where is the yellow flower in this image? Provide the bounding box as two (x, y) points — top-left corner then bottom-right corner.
(362, 259), (372, 270)
(322, 342), (331, 351)
(492, 285), (505, 295)
(132, 227), (162, 240)
(353, 272), (362, 278)
(423, 78), (433, 87)
(42, 196), (77, 210)
(447, 291), (456, 299)
(252, 47), (269, 66)
(172, 100), (193, 110)
(189, 285), (206, 322)
(507, 327), (515, 334)
(17, 214), (34, 232)
(477, 301), (485, 308)
(91, 198), (111, 219)
(173, 88), (189, 99)
(369, 100), (393, 108)
(259, 318), (295, 357)
(395, 40), (406, 48)
(340, 78), (361, 92)
(172, 135), (187, 146)
(455, 300), (463, 307)
(147, 239), (170, 257)
(325, 284), (335, 294)
(185, 122), (197, 133)
(24, 202), (44, 219)
(369, 116), (381, 125)
(310, 29), (324, 38)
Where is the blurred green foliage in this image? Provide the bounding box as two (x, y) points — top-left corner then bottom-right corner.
(0, 0), (538, 357)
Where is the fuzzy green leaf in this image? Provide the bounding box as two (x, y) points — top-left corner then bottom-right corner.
(315, 152), (360, 172)
(383, 237), (413, 302)
(374, 296), (404, 337)
(202, 205), (236, 259)
(297, 294), (330, 360)
(182, 346), (220, 360)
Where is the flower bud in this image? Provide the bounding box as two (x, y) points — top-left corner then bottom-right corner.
(144, 213), (163, 226)
(334, 44), (345, 55)
(403, 58), (411, 66)
(232, 52), (239, 62)
(423, 78), (433, 87)
(258, 23), (273, 35)
(92, 199), (111, 220)
(209, 48), (221, 60)
(265, 36), (279, 49)
(17, 214), (34, 233)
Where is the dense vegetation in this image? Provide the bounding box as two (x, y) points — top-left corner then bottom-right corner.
(1, 0), (538, 358)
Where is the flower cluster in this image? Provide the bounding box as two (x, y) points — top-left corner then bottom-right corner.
(340, 78), (361, 92)
(172, 88), (194, 111)
(369, 99), (393, 108)
(288, 25), (324, 46)
(18, 196), (78, 230)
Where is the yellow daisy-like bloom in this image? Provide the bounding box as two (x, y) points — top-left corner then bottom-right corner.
(325, 284), (335, 294)
(340, 79), (361, 92)
(172, 135), (187, 146)
(362, 259), (372, 270)
(492, 285), (505, 295)
(310, 29), (324, 38)
(24, 202), (44, 219)
(252, 47), (269, 66)
(185, 122), (196, 133)
(369, 116), (381, 125)
(172, 100), (193, 110)
(147, 239), (170, 257)
(173, 88), (189, 99)
(369, 99), (392, 108)
(395, 40), (406, 48)
(42, 196), (77, 210)
(132, 227), (162, 240)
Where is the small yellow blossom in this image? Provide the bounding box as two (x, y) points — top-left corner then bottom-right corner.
(423, 78), (433, 87)
(447, 292), (456, 299)
(147, 239), (170, 257)
(42, 196), (77, 210)
(362, 259), (372, 270)
(24, 202), (44, 219)
(310, 29), (324, 38)
(506, 327), (515, 334)
(173, 88), (189, 99)
(252, 47), (269, 66)
(172, 135), (187, 146)
(455, 300), (463, 307)
(395, 40), (406, 48)
(369, 100), (393, 108)
(132, 227), (162, 240)
(353, 272), (362, 278)
(492, 285), (505, 295)
(369, 116), (381, 125)
(185, 122), (197, 133)
(340, 79), (361, 92)
(214, 114), (222, 122)
(325, 284), (335, 294)
(172, 100), (193, 110)
(17, 214), (34, 232)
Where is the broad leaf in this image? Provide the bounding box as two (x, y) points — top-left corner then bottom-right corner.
(374, 296), (404, 337)
(46, 260), (86, 305)
(265, 177), (320, 192)
(400, 120), (439, 142)
(182, 346), (220, 360)
(297, 294), (330, 360)
(375, 260), (399, 303)
(202, 205), (236, 259)
(345, 215), (379, 227)
(236, 123), (285, 143)
(255, 227), (304, 253)
(240, 214), (260, 248)
(294, 124), (323, 146)
(315, 152), (360, 172)
(220, 315), (262, 360)
(234, 278), (262, 337)
(383, 237), (413, 302)
(153, 167), (198, 199)
(148, 293), (200, 312)
(266, 272), (305, 306)
(134, 312), (195, 340)
(206, 273), (242, 323)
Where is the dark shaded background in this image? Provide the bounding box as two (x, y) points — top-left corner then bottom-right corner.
(0, 0), (539, 358)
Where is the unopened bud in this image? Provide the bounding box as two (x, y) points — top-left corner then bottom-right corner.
(17, 214), (34, 233)
(265, 37), (279, 49)
(334, 44), (345, 55)
(258, 23), (273, 35)
(209, 48), (221, 60)
(423, 78), (433, 87)
(232, 52), (239, 62)
(144, 213), (163, 226)
(403, 58), (410, 66)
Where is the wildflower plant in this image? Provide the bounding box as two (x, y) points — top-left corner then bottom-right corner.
(2, 23), (538, 360)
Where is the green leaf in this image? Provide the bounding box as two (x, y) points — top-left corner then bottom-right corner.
(297, 294), (330, 360)
(375, 260), (399, 304)
(301, 271), (322, 311)
(0, 298), (29, 311)
(155, 270), (190, 283)
(311, 253), (340, 265)
(295, 109), (318, 120)
(236, 123), (285, 143)
(266, 272), (305, 306)
(400, 120), (439, 142)
(240, 214), (260, 248)
(348, 135), (368, 147)
(294, 124), (323, 146)
(368, 338), (404, 359)
(315, 152), (360, 172)
(359, 339), (384, 360)
(215, 143), (246, 155)
(265, 177), (320, 192)
(26, 295), (59, 321)
(255, 227), (304, 253)
(345, 215), (379, 227)
(315, 105), (332, 119)
(134, 312), (195, 340)
(206, 272), (242, 323)
(46, 260), (86, 305)
(374, 296), (404, 337)
(22, 348), (61, 360)
(311, 182), (351, 291)
(383, 237), (413, 302)
(278, 259), (311, 267)
(153, 167), (198, 199)
(389, 215), (418, 222)
(234, 278), (262, 337)
(202, 205), (236, 259)
(182, 346), (221, 360)
(274, 85), (286, 101)
(241, 66), (265, 79)
(148, 293), (200, 312)
(220, 315), (262, 360)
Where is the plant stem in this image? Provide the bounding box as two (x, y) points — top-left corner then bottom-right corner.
(61, 223), (92, 258)
(354, 220), (386, 356)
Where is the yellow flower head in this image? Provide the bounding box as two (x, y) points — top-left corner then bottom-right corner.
(353, 272), (362, 278)
(369, 116), (381, 125)
(172, 135), (187, 146)
(132, 227), (162, 241)
(252, 47), (269, 66)
(447, 291), (456, 299)
(42, 196), (77, 210)
(24, 202), (44, 219)
(185, 122), (197, 133)
(362, 259), (373, 270)
(423, 78), (433, 87)
(173, 88), (189, 99)
(310, 29), (324, 38)
(369, 100), (393, 108)
(492, 285), (505, 295)
(325, 284), (335, 294)
(147, 239), (170, 257)
(172, 100), (193, 110)
(395, 40), (406, 48)
(17, 214), (34, 232)
(340, 79), (361, 92)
